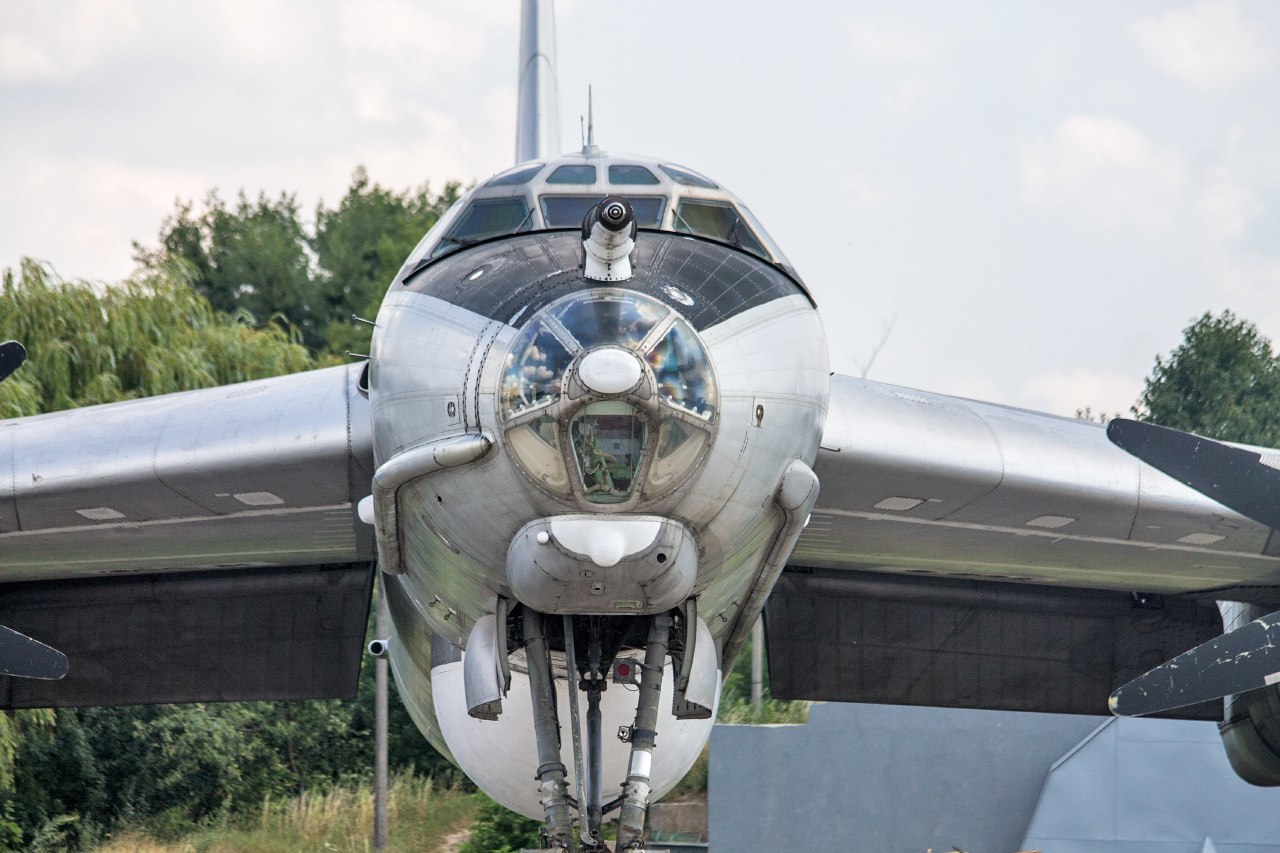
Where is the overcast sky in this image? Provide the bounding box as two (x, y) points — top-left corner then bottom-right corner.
(3, 0), (1279, 417)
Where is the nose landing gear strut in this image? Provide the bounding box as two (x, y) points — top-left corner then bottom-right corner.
(521, 607), (674, 852)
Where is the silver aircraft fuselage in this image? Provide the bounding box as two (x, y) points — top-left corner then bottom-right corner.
(367, 151), (827, 815)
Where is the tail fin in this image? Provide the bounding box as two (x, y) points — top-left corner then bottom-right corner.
(516, 0), (561, 164)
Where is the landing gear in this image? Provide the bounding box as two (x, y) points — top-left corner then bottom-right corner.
(523, 607), (574, 848)
(520, 609), (676, 852)
(615, 612), (671, 849)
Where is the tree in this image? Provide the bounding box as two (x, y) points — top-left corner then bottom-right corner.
(312, 167), (461, 356)
(136, 169), (461, 357)
(1137, 310), (1280, 446)
(0, 259), (313, 417)
(137, 192), (320, 346)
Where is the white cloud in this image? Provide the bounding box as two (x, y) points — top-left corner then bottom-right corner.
(839, 170), (881, 211)
(848, 21), (941, 64)
(1020, 115), (1186, 235)
(0, 0), (141, 84)
(1131, 0), (1270, 91)
(339, 1), (503, 64)
(1018, 368), (1143, 419)
(1196, 164), (1261, 242)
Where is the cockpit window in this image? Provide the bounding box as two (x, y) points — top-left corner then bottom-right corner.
(552, 292), (668, 350)
(431, 197), (532, 258)
(486, 164), (544, 187)
(541, 195), (665, 228)
(658, 164), (718, 189)
(673, 199), (768, 260)
(608, 165), (660, 185)
(547, 165), (598, 185)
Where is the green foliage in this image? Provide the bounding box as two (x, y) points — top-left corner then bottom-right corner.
(1137, 310), (1280, 446)
(135, 168), (460, 356)
(715, 628), (809, 725)
(92, 775), (478, 852)
(312, 167), (461, 357)
(458, 795), (543, 853)
(0, 259), (313, 417)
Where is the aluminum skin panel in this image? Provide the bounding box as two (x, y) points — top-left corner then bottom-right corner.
(0, 364), (374, 582)
(796, 376), (1280, 596)
(766, 567), (1227, 719)
(0, 562), (373, 708)
(399, 231), (807, 334)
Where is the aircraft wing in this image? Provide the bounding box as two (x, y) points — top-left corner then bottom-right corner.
(0, 364), (376, 708)
(767, 374), (1280, 718)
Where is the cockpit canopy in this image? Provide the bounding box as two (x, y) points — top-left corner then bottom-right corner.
(400, 152), (791, 275)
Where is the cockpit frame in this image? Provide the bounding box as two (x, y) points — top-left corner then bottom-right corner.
(397, 150), (796, 282)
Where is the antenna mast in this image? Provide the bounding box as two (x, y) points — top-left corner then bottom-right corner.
(515, 0), (561, 164)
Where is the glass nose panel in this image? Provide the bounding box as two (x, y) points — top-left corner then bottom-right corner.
(646, 320), (717, 420)
(552, 293), (667, 350)
(501, 321), (574, 418)
(570, 401), (647, 503)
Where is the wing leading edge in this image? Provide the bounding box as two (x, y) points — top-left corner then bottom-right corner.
(795, 375), (1280, 597)
(0, 363), (374, 582)
(0, 364), (376, 707)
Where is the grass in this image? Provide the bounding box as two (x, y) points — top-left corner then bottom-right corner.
(92, 775), (478, 853)
(90, 701), (811, 852)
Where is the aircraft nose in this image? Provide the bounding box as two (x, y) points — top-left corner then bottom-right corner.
(577, 347), (643, 395)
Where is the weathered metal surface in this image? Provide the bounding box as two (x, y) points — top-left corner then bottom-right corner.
(797, 376), (1280, 595)
(0, 364), (374, 581)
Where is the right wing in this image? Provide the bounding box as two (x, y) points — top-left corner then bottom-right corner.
(0, 364), (376, 708)
(767, 375), (1280, 718)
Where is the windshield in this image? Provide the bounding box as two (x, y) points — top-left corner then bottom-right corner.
(541, 195), (665, 228)
(431, 197), (532, 258)
(672, 199), (767, 260)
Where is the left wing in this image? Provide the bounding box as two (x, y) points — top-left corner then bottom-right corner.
(0, 364), (376, 708)
(767, 375), (1280, 718)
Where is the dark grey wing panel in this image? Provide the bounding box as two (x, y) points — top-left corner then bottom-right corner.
(766, 567), (1226, 719)
(0, 562), (373, 708)
(0, 364), (374, 582)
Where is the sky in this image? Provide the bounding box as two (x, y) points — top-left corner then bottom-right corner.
(2, 0), (1279, 417)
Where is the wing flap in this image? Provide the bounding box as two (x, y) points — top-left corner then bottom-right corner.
(0, 562), (374, 708)
(766, 567), (1229, 719)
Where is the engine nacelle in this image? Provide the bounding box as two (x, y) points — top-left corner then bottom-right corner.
(1221, 685), (1280, 786)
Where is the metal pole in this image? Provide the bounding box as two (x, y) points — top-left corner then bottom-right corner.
(374, 575), (389, 850)
(751, 615), (764, 712)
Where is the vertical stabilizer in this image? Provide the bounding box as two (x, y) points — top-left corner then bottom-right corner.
(516, 0), (560, 164)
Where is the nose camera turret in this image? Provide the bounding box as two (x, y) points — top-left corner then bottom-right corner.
(582, 196), (637, 282)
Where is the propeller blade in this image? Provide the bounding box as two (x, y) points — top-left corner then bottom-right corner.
(0, 624), (68, 680)
(1106, 418), (1280, 530)
(0, 340), (26, 383)
(1110, 608), (1280, 716)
